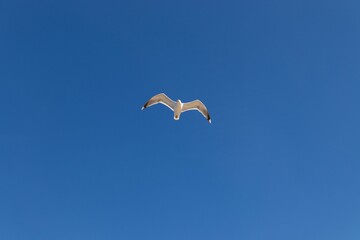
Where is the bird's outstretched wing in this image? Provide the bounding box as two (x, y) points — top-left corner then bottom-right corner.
(182, 100), (211, 123)
(141, 93), (176, 111)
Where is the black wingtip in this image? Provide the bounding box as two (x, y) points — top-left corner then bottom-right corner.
(142, 101), (149, 110)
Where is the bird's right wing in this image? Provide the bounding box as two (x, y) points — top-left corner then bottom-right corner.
(182, 100), (211, 123)
(141, 93), (176, 111)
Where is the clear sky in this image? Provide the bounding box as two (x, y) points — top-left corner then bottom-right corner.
(1, 0), (360, 239)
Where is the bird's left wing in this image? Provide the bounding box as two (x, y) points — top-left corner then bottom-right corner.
(141, 93), (176, 111)
(182, 100), (211, 123)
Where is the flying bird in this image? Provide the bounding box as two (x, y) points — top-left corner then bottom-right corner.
(141, 93), (211, 123)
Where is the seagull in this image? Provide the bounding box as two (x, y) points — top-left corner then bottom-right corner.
(141, 93), (211, 123)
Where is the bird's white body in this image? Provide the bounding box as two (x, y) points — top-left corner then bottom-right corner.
(142, 93), (211, 123)
(174, 100), (183, 120)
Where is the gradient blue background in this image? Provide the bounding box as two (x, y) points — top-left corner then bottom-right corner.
(1, 0), (360, 239)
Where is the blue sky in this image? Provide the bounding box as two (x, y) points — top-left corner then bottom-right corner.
(1, 0), (360, 239)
